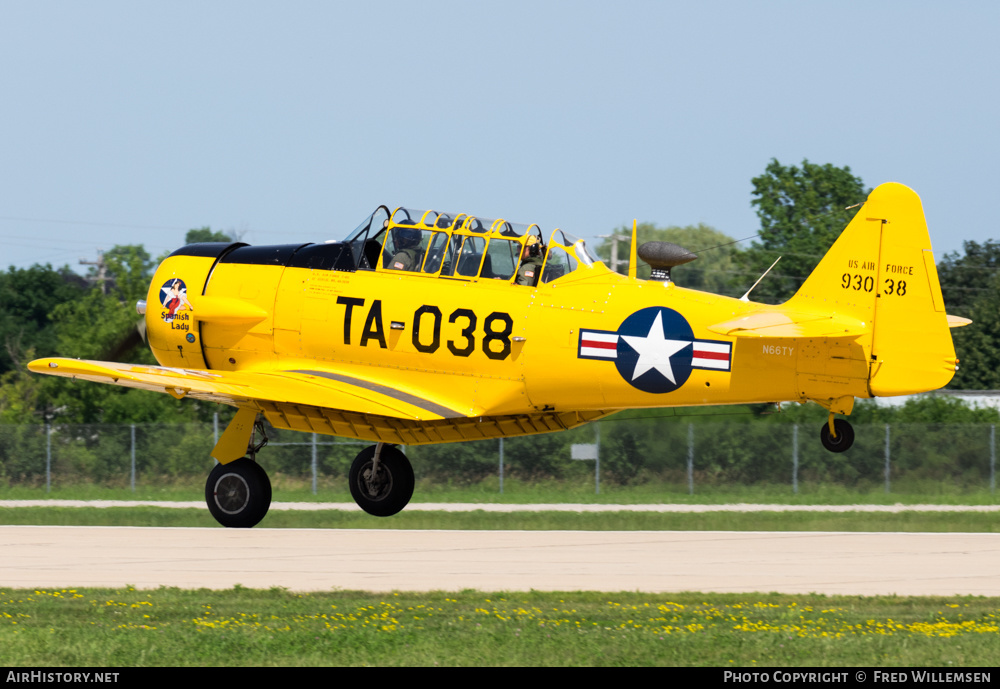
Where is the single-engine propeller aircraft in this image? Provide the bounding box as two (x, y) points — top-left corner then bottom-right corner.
(29, 183), (968, 527)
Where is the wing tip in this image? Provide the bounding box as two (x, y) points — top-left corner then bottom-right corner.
(27, 357), (69, 374)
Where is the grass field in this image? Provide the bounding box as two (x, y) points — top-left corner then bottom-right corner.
(1, 505), (999, 532)
(1, 587), (997, 667)
(3, 483), (997, 667)
(2, 477), (998, 504)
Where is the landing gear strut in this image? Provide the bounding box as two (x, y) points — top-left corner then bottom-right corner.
(205, 417), (272, 528)
(820, 416), (854, 453)
(349, 443), (414, 517)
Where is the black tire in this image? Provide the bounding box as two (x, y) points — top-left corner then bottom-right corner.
(820, 419), (855, 453)
(349, 445), (414, 517)
(205, 457), (272, 528)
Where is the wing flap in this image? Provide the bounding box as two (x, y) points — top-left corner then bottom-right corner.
(27, 358), (466, 421)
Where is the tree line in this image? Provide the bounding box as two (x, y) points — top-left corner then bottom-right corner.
(0, 228), (233, 425)
(597, 158), (1000, 392)
(2, 162), (999, 430)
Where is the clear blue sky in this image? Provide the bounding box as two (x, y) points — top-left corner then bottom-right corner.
(1, 1), (997, 272)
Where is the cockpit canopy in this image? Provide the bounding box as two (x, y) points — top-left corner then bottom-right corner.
(344, 206), (601, 285)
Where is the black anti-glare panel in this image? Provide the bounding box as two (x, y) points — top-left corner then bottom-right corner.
(286, 242), (356, 271)
(219, 244), (310, 266)
(168, 242), (247, 259)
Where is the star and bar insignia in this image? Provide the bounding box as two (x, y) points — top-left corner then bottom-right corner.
(578, 306), (732, 394)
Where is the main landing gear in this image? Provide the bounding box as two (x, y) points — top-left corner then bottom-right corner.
(206, 457), (272, 528)
(204, 412), (416, 527)
(349, 443), (415, 517)
(820, 415), (854, 453)
(206, 418), (272, 528)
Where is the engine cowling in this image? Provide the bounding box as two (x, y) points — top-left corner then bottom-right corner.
(145, 243), (242, 368)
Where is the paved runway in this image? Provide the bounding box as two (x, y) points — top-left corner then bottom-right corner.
(2, 526), (997, 595)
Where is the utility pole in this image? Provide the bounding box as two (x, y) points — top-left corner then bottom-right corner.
(80, 250), (110, 294)
(597, 233), (630, 274)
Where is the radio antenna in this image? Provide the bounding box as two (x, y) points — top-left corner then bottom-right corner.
(740, 257), (781, 302)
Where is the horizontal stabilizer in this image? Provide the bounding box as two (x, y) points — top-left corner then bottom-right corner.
(947, 314), (972, 328)
(707, 310), (867, 339)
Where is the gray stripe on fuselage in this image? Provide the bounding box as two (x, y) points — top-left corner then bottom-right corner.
(286, 369), (464, 419)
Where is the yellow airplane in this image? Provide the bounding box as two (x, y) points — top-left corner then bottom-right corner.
(29, 182), (967, 527)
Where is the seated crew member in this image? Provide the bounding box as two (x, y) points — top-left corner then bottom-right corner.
(388, 228), (424, 271)
(515, 236), (544, 286)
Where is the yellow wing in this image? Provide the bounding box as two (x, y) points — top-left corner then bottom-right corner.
(28, 357), (608, 448)
(27, 358), (465, 421)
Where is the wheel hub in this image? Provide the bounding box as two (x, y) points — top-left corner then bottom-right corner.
(214, 473), (250, 514)
(361, 463), (393, 501)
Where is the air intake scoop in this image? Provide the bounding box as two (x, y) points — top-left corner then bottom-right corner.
(637, 242), (697, 282)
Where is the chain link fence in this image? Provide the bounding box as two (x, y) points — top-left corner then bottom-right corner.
(1, 418), (996, 495)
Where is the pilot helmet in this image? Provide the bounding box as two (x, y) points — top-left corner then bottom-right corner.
(396, 227), (421, 249)
(523, 235), (542, 258)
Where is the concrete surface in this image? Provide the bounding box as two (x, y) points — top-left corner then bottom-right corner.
(2, 526), (997, 595)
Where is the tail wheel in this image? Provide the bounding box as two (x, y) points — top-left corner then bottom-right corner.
(349, 445), (414, 517)
(206, 457), (272, 528)
(820, 419), (855, 453)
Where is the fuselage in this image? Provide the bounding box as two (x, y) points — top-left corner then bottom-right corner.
(143, 206), (875, 426)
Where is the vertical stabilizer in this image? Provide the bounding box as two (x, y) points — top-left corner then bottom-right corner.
(789, 182), (957, 396)
(865, 183), (957, 394)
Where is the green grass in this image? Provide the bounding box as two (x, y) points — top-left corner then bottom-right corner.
(2, 476), (998, 505)
(1, 587), (996, 666)
(4, 479), (997, 667)
(1, 506), (998, 532)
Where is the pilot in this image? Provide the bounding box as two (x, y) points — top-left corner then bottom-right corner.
(388, 228), (424, 271)
(515, 236), (544, 286)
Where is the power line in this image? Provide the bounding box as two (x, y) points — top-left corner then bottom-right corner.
(0, 215), (190, 232)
